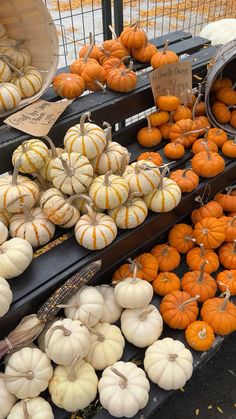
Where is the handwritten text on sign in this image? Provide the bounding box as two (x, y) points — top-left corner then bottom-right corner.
(149, 61), (192, 104)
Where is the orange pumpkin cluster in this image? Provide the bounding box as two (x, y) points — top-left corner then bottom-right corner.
(112, 188), (236, 351)
(211, 76), (236, 136)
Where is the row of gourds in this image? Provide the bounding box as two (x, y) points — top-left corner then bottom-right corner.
(0, 23), (43, 113)
(0, 192), (236, 418)
(53, 22), (179, 99)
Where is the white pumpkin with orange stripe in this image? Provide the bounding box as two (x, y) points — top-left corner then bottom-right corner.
(40, 188), (80, 228)
(123, 160), (161, 195)
(12, 139), (49, 174)
(108, 192), (148, 229)
(0, 209), (12, 227)
(10, 66), (43, 98)
(73, 193), (103, 214)
(0, 58), (11, 82)
(0, 82), (21, 112)
(50, 152), (94, 195)
(0, 41), (31, 69)
(89, 172), (129, 210)
(64, 111), (106, 160)
(75, 205), (117, 250)
(9, 206), (55, 248)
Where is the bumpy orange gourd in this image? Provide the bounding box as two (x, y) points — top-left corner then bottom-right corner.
(169, 119), (198, 148)
(214, 188), (236, 212)
(191, 198), (223, 224)
(201, 290), (236, 335)
(70, 57), (98, 76)
(193, 217), (226, 249)
(156, 95), (180, 112)
(212, 101), (231, 123)
(185, 321), (215, 351)
(53, 73), (85, 99)
(173, 105), (192, 122)
(152, 272), (180, 296)
(132, 42), (157, 63)
(218, 240), (236, 269)
(137, 116), (162, 147)
(102, 57), (126, 76)
(137, 151), (163, 166)
(222, 137), (236, 158)
(192, 138), (218, 154)
(107, 65), (137, 92)
(169, 168), (199, 193)
(81, 63), (106, 92)
(151, 40), (179, 69)
(99, 39), (130, 65)
(151, 244), (180, 271)
(168, 223), (195, 253)
(186, 244), (219, 273)
(159, 121), (173, 140)
(135, 252), (159, 282)
(211, 77), (232, 93)
(160, 290), (199, 330)
(112, 261), (143, 283)
(79, 35), (101, 61)
(216, 87), (236, 106)
(191, 144), (225, 178)
(207, 127), (228, 147)
(181, 261), (217, 302)
(192, 116), (210, 132)
(149, 111), (169, 126)
(164, 142), (185, 160)
(120, 21), (147, 49)
(219, 215), (236, 242)
(216, 270), (236, 295)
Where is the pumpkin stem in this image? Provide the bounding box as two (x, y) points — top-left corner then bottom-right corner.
(168, 353), (178, 362)
(23, 400), (31, 419)
(86, 204), (99, 225)
(158, 165), (170, 189)
(32, 172), (50, 190)
(11, 158), (22, 185)
(89, 32), (93, 46)
(110, 367), (128, 389)
(198, 328), (207, 339)
(0, 371), (34, 380)
(199, 243), (205, 257)
(130, 261), (139, 284)
(179, 295), (200, 310)
(127, 257), (142, 271)
(68, 353), (81, 382)
(139, 307), (154, 320)
(182, 128), (205, 137)
(86, 325), (105, 342)
(20, 204), (34, 222)
(120, 61), (134, 75)
(95, 80), (106, 93)
(83, 40), (94, 63)
(225, 185), (236, 195)
(45, 325), (71, 349)
(162, 40), (169, 55)
(109, 24), (117, 40)
(182, 168), (193, 177)
(1, 55), (24, 77)
(60, 156), (74, 176)
(80, 112), (92, 135)
(146, 115), (152, 132)
(103, 121), (112, 150)
(198, 261), (208, 282)
(104, 171), (112, 186)
(134, 162), (141, 174)
(67, 193), (92, 205)
(230, 216), (236, 225)
(233, 240), (236, 254)
(220, 288), (231, 312)
(128, 192), (143, 202)
(43, 135), (58, 158)
(119, 153), (129, 176)
(201, 141), (212, 160)
(194, 195), (205, 207)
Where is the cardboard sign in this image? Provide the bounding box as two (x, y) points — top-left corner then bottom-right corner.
(149, 61), (192, 104)
(4, 98), (73, 137)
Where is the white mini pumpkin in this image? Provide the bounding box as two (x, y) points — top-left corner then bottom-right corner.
(0, 42), (31, 68)
(45, 318), (90, 366)
(95, 284), (122, 323)
(0, 377), (16, 419)
(0, 238), (33, 279)
(10, 206), (55, 247)
(10, 66), (43, 98)
(98, 361), (150, 417)
(144, 337), (193, 390)
(73, 193), (103, 214)
(63, 285), (104, 327)
(64, 111), (106, 160)
(123, 160), (161, 195)
(39, 146), (65, 182)
(0, 58), (11, 82)
(85, 322), (125, 370)
(0, 209), (12, 227)
(37, 317), (60, 352)
(49, 359), (98, 412)
(4, 347), (53, 399)
(7, 397), (54, 419)
(12, 139), (49, 174)
(89, 172), (129, 210)
(0, 276), (12, 318)
(40, 188), (80, 228)
(50, 151), (94, 195)
(0, 83), (21, 112)
(0, 220), (8, 245)
(108, 192), (148, 229)
(121, 304), (163, 347)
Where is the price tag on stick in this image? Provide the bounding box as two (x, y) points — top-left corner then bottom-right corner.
(149, 61), (192, 105)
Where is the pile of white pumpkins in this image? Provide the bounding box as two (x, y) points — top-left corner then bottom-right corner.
(0, 266), (194, 418)
(0, 22), (43, 113)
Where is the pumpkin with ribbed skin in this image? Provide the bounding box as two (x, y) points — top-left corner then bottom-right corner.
(159, 121), (173, 140)
(107, 66), (137, 93)
(185, 321), (215, 352)
(70, 57), (98, 76)
(173, 105), (192, 121)
(212, 101), (231, 123)
(191, 147), (225, 178)
(123, 161), (161, 195)
(222, 137), (236, 158)
(40, 188), (80, 228)
(89, 172), (129, 210)
(137, 151), (163, 166)
(211, 77), (232, 93)
(214, 189), (236, 212)
(95, 284), (122, 324)
(151, 244), (180, 271)
(192, 116), (210, 132)
(219, 240), (236, 269)
(191, 199), (223, 224)
(112, 261), (143, 283)
(0, 209), (11, 227)
(169, 168), (199, 193)
(144, 170), (181, 213)
(186, 244), (219, 273)
(102, 57), (126, 76)
(12, 138), (49, 174)
(216, 270), (236, 295)
(152, 272), (180, 296)
(181, 262), (217, 302)
(132, 42), (157, 62)
(149, 111), (169, 127)
(137, 116), (162, 147)
(0, 58), (11, 82)
(11, 66), (43, 98)
(79, 36), (101, 61)
(0, 377), (16, 419)
(81, 63), (106, 92)
(0, 83), (21, 112)
(219, 215), (236, 242)
(0, 221), (8, 245)
(135, 252), (159, 282)
(0, 42), (31, 68)
(169, 119), (199, 148)
(53, 73), (85, 99)
(168, 223), (195, 253)
(156, 95), (180, 112)
(108, 192), (148, 229)
(160, 290), (199, 329)
(7, 397), (54, 419)
(120, 21), (147, 49)
(193, 217), (226, 249)
(201, 291), (236, 335)
(151, 40), (179, 69)
(164, 142), (185, 159)
(73, 194), (103, 215)
(64, 112), (106, 160)
(192, 138), (218, 154)
(0, 276), (12, 318)
(216, 87), (236, 106)
(194, 101), (206, 116)
(207, 127), (227, 147)
(99, 39), (129, 64)
(0, 238), (33, 279)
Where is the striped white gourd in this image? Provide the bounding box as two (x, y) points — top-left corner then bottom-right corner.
(0, 58), (11, 82)
(89, 172), (129, 210)
(64, 111), (106, 160)
(144, 168), (181, 213)
(10, 206), (55, 248)
(40, 188), (80, 228)
(12, 139), (49, 174)
(0, 209), (12, 227)
(0, 83), (21, 112)
(0, 221), (8, 245)
(0, 23), (7, 39)
(75, 205), (117, 250)
(90, 123), (130, 174)
(39, 147), (64, 182)
(50, 152), (94, 195)
(123, 160), (161, 195)
(73, 193), (103, 214)
(0, 41), (31, 69)
(10, 66), (43, 98)
(108, 192), (148, 229)
(0, 161), (39, 213)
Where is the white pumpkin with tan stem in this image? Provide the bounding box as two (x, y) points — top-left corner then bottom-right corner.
(0, 238), (33, 279)
(98, 361), (150, 417)
(89, 172), (129, 210)
(40, 188), (80, 227)
(3, 347), (53, 399)
(0, 83), (21, 112)
(75, 204), (117, 250)
(7, 397), (54, 419)
(108, 192), (148, 229)
(49, 358), (98, 412)
(64, 111), (106, 159)
(73, 193), (103, 214)
(45, 318), (90, 366)
(50, 152), (94, 195)
(10, 65), (43, 98)
(0, 221), (8, 245)
(121, 304), (163, 348)
(114, 262), (153, 308)
(144, 337), (193, 390)
(37, 317), (60, 352)
(39, 144), (65, 182)
(0, 58), (11, 82)
(85, 322), (125, 370)
(12, 138), (49, 174)
(144, 167), (181, 212)
(0, 277), (12, 318)
(0, 209), (12, 227)
(0, 161), (39, 213)
(61, 285), (104, 327)
(0, 41), (31, 68)
(123, 160), (161, 195)
(0, 377), (16, 419)
(10, 206), (55, 248)
(95, 284), (122, 323)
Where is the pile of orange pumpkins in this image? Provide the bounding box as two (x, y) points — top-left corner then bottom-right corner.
(52, 22), (179, 99)
(211, 76), (236, 129)
(112, 190), (236, 352)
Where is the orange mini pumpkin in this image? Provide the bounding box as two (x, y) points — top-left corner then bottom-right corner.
(149, 111), (169, 127)
(219, 215), (236, 242)
(120, 21), (147, 49)
(168, 223), (195, 253)
(193, 217), (226, 249)
(169, 168), (199, 193)
(102, 57), (126, 76)
(169, 119), (198, 148)
(151, 244), (180, 271)
(192, 138), (218, 154)
(99, 40), (129, 65)
(112, 260), (143, 284)
(173, 105), (192, 122)
(186, 244), (219, 274)
(216, 87), (236, 106)
(164, 142), (185, 160)
(70, 57), (98, 76)
(132, 41), (157, 63)
(137, 116), (162, 147)
(191, 144), (225, 178)
(151, 40), (179, 69)
(53, 73), (85, 99)
(230, 109), (236, 128)
(222, 137), (236, 158)
(211, 77), (232, 93)
(191, 198), (223, 224)
(156, 95), (180, 112)
(192, 116), (210, 132)
(137, 151), (163, 166)
(201, 289), (236, 335)
(81, 63), (106, 92)
(216, 270), (236, 295)
(79, 35), (101, 61)
(181, 261), (217, 302)
(194, 101), (206, 116)
(107, 65), (137, 93)
(152, 272), (180, 296)
(160, 290), (199, 330)
(207, 127), (228, 147)
(218, 240), (236, 269)
(185, 321), (215, 351)
(159, 121), (173, 140)
(135, 252), (159, 282)
(214, 188), (236, 212)
(212, 101), (231, 123)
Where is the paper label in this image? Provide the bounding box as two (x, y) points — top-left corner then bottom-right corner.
(4, 98), (73, 137)
(149, 61), (192, 104)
